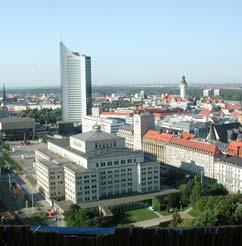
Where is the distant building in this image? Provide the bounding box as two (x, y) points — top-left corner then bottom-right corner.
(180, 76), (187, 99)
(60, 42), (92, 122)
(206, 122), (242, 143)
(0, 117), (35, 141)
(0, 106), (9, 118)
(117, 124), (134, 149)
(215, 156), (242, 193)
(203, 89), (213, 97)
(165, 137), (219, 179)
(133, 114), (155, 150)
(238, 112), (242, 125)
(35, 125), (160, 205)
(142, 130), (173, 163)
(227, 141), (242, 158)
(214, 89), (221, 97)
(82, 115), (125, 134)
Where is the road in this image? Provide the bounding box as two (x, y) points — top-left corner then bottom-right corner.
(134, 207), (194, 228)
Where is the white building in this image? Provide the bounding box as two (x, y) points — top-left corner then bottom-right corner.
(214, 89), (221, 97)
(117, 124), (134, 149)
(35, 125), (160, 205)
(180, 76), (187, 99)
(60, 42), (92, 122)
(82, 115), (125, 134)
(203, 89), (213, 97)
(215, 156), (242, 193)
(133, 114), (155, 150)
(165, 137), (219, 179)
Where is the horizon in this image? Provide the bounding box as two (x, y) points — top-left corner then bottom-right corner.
(1, 1), (242, 87)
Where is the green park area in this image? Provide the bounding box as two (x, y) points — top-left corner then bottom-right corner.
(64, 204), (158, 227)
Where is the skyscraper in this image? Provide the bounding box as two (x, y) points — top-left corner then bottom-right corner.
(60, 42), (92, 122)
(180, 76), (187, 99)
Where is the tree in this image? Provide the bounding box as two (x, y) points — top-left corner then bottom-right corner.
(179, 179), (194, 206)
(190, 175), (202, 206)
(65, 207), (101, 227)
(234, 205), (242, 224)
(152, 196), (161, 211)
(194, 209), (218, 227)
(169, 209), (182, 228)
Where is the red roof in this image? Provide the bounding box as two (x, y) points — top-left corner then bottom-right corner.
(228, 141), (242, 148)
(199, 108), (210, 117)
(181, 132), (196, 140)
(143, 130), (173, 143)
(100, 112), (133, 116)
(170, 137), (219, 156)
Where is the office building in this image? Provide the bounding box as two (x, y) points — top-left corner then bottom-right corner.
(0, 117), (35, 141)
(60, 42), (92, 122)
(203, 89), (213, 97)
(214, 89), (221, 97)
(133, 114), (155, 150)
(82, 115), (125, 134)
(35, 125), (160, 205)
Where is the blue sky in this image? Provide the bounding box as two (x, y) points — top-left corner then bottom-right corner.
(0, 0), (242, 87)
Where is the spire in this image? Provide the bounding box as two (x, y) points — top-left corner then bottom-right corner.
(2, 83), (6, 103)
(206, 124), (220, 143)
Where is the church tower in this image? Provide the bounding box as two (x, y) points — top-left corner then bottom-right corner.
(2, 83), (7, 104)
(180, 76), (187, 99)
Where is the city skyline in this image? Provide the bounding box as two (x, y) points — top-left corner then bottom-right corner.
(1, 0), (242, 87)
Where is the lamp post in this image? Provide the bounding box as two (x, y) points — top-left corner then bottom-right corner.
(201, 171), (204, 183)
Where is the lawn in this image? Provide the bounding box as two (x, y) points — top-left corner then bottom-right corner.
(126, 208), (158, 223)
(188, 208), (201, 217)
(103, 208), (158, 226)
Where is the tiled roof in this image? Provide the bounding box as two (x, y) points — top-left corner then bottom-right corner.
(100, 112), (133, 116)
(228, 141), (242, 148)
(181, 132), (195, 140)
(198, 108), (210, 117)
(143, 130), (173, 143)
(170, 137), (219, 156)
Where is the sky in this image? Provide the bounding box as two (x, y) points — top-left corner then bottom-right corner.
(0, 0), (242, 88)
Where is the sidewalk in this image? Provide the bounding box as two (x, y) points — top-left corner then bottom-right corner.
(134, 207), (193, 228)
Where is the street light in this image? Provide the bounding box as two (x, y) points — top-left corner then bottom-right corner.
(201, 170), (204, 183)
(0, 216), (5, 225)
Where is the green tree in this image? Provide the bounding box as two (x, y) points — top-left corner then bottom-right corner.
(234, 205), (242, 224)
(169, 209), (182, 228)
(194, 209), (218, 227)
(65, 207), (101, 227)
(190, 175), (202, 206)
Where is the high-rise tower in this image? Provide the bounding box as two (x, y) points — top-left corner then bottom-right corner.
(180, 76), (187, 99)
(60, 42), (92, 122)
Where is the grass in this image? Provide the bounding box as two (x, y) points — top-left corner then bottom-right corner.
(103, 208), (158, 226)
(188, 208), (201, 217)
(126, 208), (158, 222)
(158, 206), (189, 216)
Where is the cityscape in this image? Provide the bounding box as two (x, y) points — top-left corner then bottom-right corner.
(1, 1), (242, 245)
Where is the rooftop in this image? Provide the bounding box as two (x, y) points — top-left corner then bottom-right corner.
(170, 137), (219, 156)
(71, 130), (122, 142)
(143, 130), (173, 143)
(217, 155), (242, 167)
